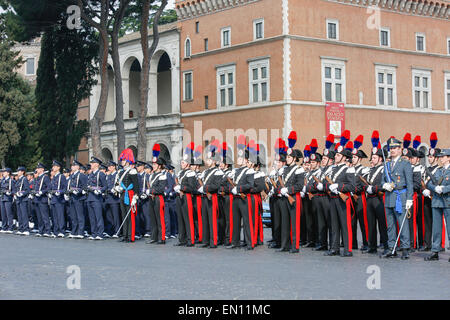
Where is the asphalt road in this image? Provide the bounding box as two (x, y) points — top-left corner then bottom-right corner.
(1, 229), (449, 300)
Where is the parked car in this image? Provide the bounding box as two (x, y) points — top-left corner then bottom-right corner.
(262, 201), (271, 227)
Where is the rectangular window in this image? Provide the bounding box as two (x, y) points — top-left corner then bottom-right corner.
(412, 69), (431, 109)
(326, 19), (339, 40)
(375, 66), (396, 107)
(445, 73), (450, 111)
(204, 38), (208, 51)
(447, 38), (450, 55)
(26, 58), (35, 75)
(380, 28), (390, 47)
(253, 18), (264, 40)
(416, 33), (426, 52)
(204, 96), (209, 109)
(195, 21), (199, 33)
(321, 58), (346, 103)
(183, 71), (193, 101)
(216, 64), (235, 107)
(249, 58), (270, 104)
(221, 27), (231, 47)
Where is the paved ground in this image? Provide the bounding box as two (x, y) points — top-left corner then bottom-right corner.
(1, 229), (449, 300)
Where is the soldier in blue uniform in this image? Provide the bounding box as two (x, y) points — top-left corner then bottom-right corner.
(381, 138), (414, 260)
(66, 160), (87, 239)
(0, 168), (16, 233)
(165, 162), (177, 239)
(425, 148), (450, 262)
(104, 160), (120, 238)
(86, 157), (107, 240)
(15, 167), (30, 235)
(34, 163), (52, 237)
(49, 160), (67, 238)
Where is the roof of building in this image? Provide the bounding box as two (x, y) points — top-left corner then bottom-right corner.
(118, 21), (178, 44)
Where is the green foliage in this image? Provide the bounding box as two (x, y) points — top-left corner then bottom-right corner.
(120, 1), (177, 37)
(0, 15), (41, 168)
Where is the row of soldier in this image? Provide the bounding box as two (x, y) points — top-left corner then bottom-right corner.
(0, 131), (449, 262)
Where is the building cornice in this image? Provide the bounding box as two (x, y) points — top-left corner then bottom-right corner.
(324, 0), (450, 20)
(181, 100), (450, 118)
(175, 0), (261, 21)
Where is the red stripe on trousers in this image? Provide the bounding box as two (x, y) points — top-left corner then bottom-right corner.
(196, 195), (202, 242)
(421, 195), (425, 246)
(257, 194), (263, 242)
(346, 194), (353, 252)
(295, 193), (301, 250)
(362, 193), (369, 242)
(128, 190), (136, 242)
(159, 195), (165, 241)
(252, 194), (259, 245)
(212, 194), (218, 246)
(247, 194), (255, 248)
(413, 192), (418, 248)
(442, 216), (446, 249)
(186, 193), (195, 244)
(229, 194), (233, 244)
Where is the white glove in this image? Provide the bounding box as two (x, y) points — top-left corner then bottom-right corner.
(55, 192), (60, 197)
(114, 186), (123, 193)
(268, 190), (274, 198)
(16, 192), (23, 198)
(6, 192), (11, 196)
(406, 200), (413, 210)
(110, 188), (116, 194)
(332, 189), (339, 195)
(72, 190), (79, 195)
(317, 183), (323, 191)
(37, 191), (43, 197)
(48, 194), (52, 199)
(64, 194), (70, 201)
(300, 191), (305, 198)
(146, 189), (150, 196)
(329, 184), (338, 192)
(140, 194), (147, 200)
(383, 183), (393, 192)
(366, 186), (373, 194)
(174, 185), (181, 193)
(130, 195), (138, 207)
(435, 186), (443, 194)
(302, 186), (306, 193)
(81, 190), (87, 195)
(422, 189), (431, 197)
(280, 187), (288, 196)
(94, 190), (101, 195)
(198, 186), (204, 194)
(231, 187), (237, 195)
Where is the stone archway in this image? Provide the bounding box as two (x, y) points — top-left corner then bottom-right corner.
(101, 147), (113, 162)
(149, 50), (173, 115)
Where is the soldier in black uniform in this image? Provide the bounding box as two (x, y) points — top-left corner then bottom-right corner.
(114, 149), (139, 243)
(350, 135), (370, 252)
(324, 131), (356, 258)
(226, 135), (255, 250)
(421, 132), (440, 251)
(276, 131), (306, 253)
(199, 140), (224, 248)
(218, 143), (234, 246)
(250, 144), (268, 246)
(363, 131), (389, 254)
(174, 143), (198, 247)
(147, 144), (169, 244)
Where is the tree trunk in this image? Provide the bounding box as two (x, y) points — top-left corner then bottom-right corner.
(111, 36), (125, 157)
(138, 0), (168, 161)
(91, 30), (110, 158)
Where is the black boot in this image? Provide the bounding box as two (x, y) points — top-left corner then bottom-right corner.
(401, 249), (410, 260)
(424, 252), (439, 261)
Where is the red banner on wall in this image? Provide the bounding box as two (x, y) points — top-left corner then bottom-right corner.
(325, 102), (345, 137)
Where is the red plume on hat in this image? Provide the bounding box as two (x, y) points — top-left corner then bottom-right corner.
(340, 130), (350, 147)
(237, 135), (246, 149)
(119, 148), (135, 164)
(288, 131), (297, 149)
(353, 135), (363, 150)
(345, 141), (353, 151)
(371, 130), (380, 149)
(310, 139), (318, 154)
(325, 134), (335, 150)
(403, 133), (411, 149)
(430, 132), (438, 149)
(152, 144), (161, 158)
(413, 135), (421, 149)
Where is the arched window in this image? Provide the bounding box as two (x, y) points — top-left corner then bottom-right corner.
(185, 38), (191, 58)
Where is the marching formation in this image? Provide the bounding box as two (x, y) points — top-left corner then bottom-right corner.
(0, 131), (449, 262)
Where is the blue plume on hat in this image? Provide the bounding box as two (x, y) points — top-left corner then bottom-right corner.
(288, 131), (297, 149)
(403, 133), (411, 149)
(430, 132), (437, 149)
(340, 130), (350, 147)
(325, 134), (334, 150)
(371, 130), (380, 148)
(413, 135), (421, 150)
